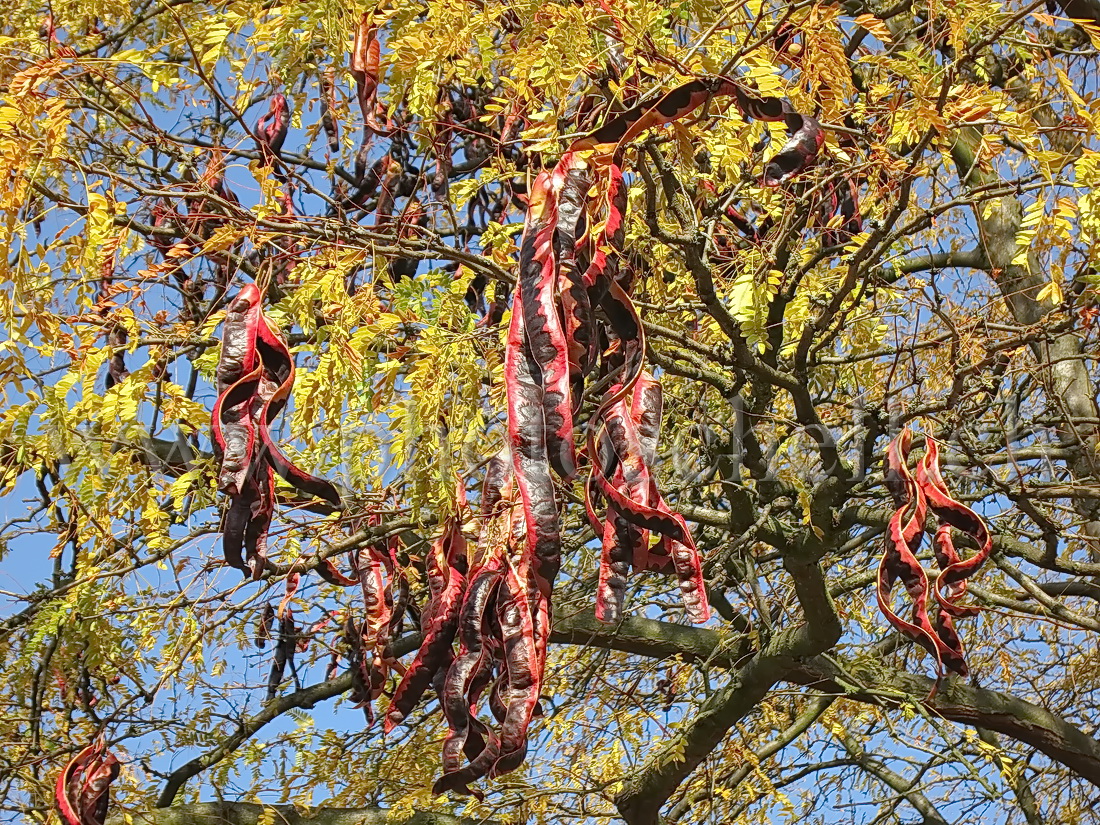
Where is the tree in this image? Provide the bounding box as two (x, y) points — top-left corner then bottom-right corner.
(3, 0), (1100, 823)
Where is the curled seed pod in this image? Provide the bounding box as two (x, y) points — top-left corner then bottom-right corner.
(876, 430), (967, 678)
(254, 93), (290, 165)
(916, 438), (991, 615)
(211, 285), (343, 577)
(255, 603), (275, 649)
(56, 738), (120, 825)
(436, 563), (503, 795)
(762, 110), (825, 186)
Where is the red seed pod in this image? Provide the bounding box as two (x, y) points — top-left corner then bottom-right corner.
(514, 170), (576, 481)
(596, 501), (634, 623)
(256, 603), (275, 649)
(384, 511), (468, 732)
(436, 561), (503, 794)
(876, 430), (968, 678)
(211, 285), (343, 576)
(505, 282), (564, 599)
(254, 93), (290, 164)
(213, 286), (262, 496)
(762, 110), (825, 187)
(552, 153), (597, 393)
(350, 13), (381, 117)
(253, 311), (342, 508)
(278, 572), (300, 620)
(487, 562), (541, 778)
(55, 736), (119, 825)
(916, 439), (991, 615)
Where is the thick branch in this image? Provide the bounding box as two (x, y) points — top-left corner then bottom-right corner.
(949, 126), (1100, 545)
(552, 608), (726, 663)
(610, 560), (840, 825)
(551, 613), (1100, 792)
(789, 656), (1100, 790)
(115, 802), (496, 825)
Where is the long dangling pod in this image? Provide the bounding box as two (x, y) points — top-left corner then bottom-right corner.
(501, 72), (849, 632)
(212, 285), (343, 578)
(351, 507), (404, 713)
(488, 555), (542, 779)
(588, 375), (709, 623)
(915, 439), (992, 616)
(254, 312), (342, 507)
(876, 430), (969, 678)
(594, 389), (649, 622)
(384, 492), (469, 732)
(554, 154), (597, 397)
(516, 170), (577, 482)
(505, 280), (563, 599)
(212, 286), (261, 498)
(254, 93), (289, 166)
(55, 736), (119, 825)
(437, 557), (502, 798)
(286, 69), (864, 796)
(436, 451), (512, 796)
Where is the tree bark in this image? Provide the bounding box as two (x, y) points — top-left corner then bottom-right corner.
(113, 802), (497, 825)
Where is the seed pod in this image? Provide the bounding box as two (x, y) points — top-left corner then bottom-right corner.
(254, 93), (290, 164)
(255, 603), (275, 649)
(384, 514), (468, 732)
(56, 736), (119, 825)
(916, 438), (991, 615)
(876, 430), (967, 677)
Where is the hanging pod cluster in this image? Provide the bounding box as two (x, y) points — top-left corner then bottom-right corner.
(434, 75), (860, 787)
(357, 459), (553, 797)
(504, 75), (855, 631)
(877, 430), (992, 679)
(212, 284), (343, 578)
(203, 73), (861, 795)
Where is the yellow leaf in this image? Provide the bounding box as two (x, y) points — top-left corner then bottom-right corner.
(1037, 279), (1063, 304)
(854, 14), (893, 43)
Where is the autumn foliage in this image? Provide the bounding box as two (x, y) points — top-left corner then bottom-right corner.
(4, 1), (1100, 824)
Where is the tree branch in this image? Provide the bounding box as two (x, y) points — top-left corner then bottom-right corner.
(116, 801), (497, 825)
(609, 560), (841, 824)
(789, 656), (1100, 790)
(551, 613), (1100, 792)
(833, 726), (950, 825)
(155, 639), (422, 807)
(666, 693), (835, 822)
(155, 675), (353, 808)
